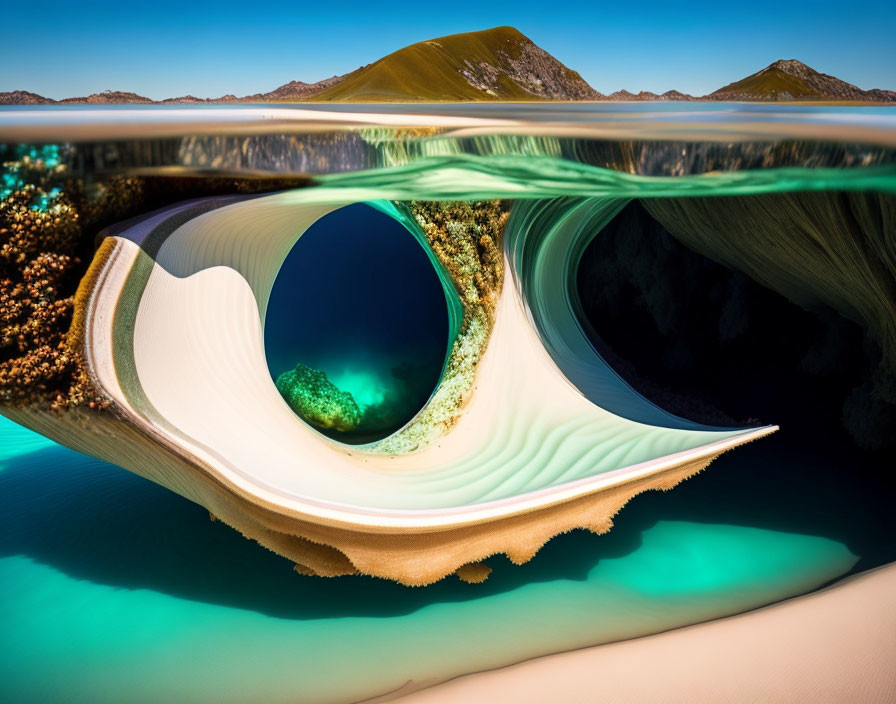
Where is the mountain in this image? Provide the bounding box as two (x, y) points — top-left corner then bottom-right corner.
(135, 78), (347, 105)
(659, 90), (697, 101)
(1, 34), (894, 104)
(234, 76), (347, 102)
(710, 59), (896, 102)
(0, 27), (600, 105)
(58, 90), (154, 104)
(606, 89), (696, 102)
(310, 26), (600, 101)
(159, 95), (208, 104)
(1, 90), (156, 105)
(0, 90), (52, 105)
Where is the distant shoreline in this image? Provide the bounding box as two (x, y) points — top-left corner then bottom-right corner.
(3, 98), (895, 107)
(3, 28), (893, 107)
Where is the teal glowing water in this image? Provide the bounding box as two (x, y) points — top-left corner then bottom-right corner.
(2, 414), (888, 703)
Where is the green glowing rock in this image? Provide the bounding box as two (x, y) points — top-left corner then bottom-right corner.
(275, 363), (362, 432)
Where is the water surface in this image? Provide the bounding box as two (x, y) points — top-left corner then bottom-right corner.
(1, 104), (895, 702)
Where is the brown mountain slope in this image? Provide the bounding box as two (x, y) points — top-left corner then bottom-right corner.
(237, 76), (348, 103)
(711, 59), (896, 102)
(313, 26), (601, 102)
(58, 90), (154, 104)
(0, 90), (55, 105)
(606, 89), (696, 101)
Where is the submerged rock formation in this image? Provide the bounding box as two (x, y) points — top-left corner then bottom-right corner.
(276, 363), (362, 432)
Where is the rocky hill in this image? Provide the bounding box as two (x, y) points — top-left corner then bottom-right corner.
(57, 90), (154, 104)
(710, 59), (896, 102)
(312, 26), (601, 101)
(607, 89), (697, 101)
(0, 28), (599, 104)
(0, 90), (51, 105)
(235, 76), (347, 103)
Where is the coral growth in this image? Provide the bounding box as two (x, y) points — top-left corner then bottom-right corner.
(276, 363), (362, 432)
(409, 199), (507, 325)
(367, 200), (508, 454)
(0, 146), (103, 410)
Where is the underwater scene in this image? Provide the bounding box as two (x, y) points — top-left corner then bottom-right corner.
(1, 103), (895, 702)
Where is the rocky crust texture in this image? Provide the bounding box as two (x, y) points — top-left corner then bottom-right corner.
(410, 200), (506, 326)
(463, 39), (602, 100)
(371, 200), (507, 453)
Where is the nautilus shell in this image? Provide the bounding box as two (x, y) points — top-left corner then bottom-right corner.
(6, 127), (896, 586)
(7, 164), (784, 585)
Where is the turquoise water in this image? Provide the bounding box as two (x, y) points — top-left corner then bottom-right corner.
(3, 413), (890, 703)
(1, 112), (895, 701)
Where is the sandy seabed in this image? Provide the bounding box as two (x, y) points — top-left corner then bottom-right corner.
(399, 563), (896, 703)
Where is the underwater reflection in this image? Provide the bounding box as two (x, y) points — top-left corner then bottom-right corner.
(1, 419), (892, 620)
(2, 415), (888, 703)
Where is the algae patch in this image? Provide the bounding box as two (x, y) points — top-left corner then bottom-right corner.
(276, 362), (362, 432)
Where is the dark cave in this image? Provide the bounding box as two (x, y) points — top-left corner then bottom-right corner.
(576, 196), (896, 455)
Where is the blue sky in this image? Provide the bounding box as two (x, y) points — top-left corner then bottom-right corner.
(3, 1), (894, 99)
